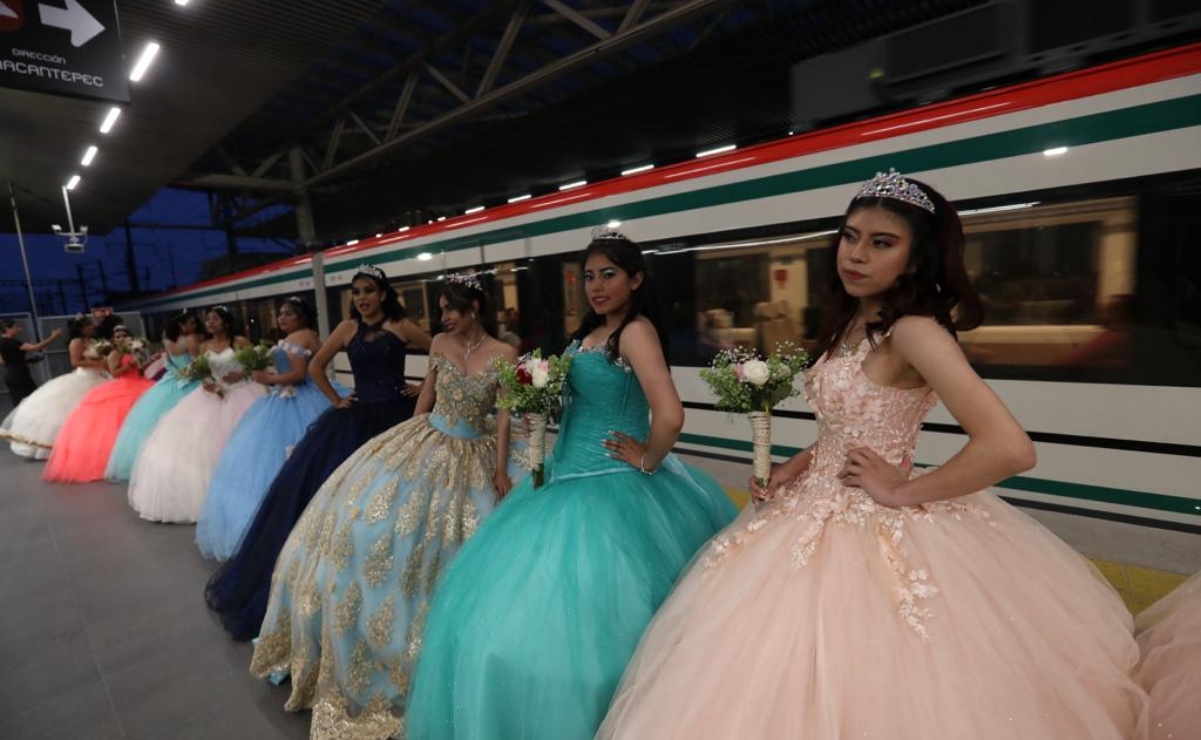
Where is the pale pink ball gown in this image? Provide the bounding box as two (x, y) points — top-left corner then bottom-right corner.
(598, 336), (1147, 740)
(44, 353), (154, 483)
(1135, 572), (1201, 740)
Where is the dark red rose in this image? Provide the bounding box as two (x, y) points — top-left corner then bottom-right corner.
(516, 366), (533, 385)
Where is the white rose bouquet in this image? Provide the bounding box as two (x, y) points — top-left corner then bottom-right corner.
(495, 349), (573, 488)
(699, 343), (809, 488)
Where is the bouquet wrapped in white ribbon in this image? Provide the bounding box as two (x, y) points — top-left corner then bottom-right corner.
(495, 350), (572, 488)
(699, 343), (809, 488)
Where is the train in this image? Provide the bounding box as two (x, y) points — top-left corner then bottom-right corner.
(124, 43), (1201, 554)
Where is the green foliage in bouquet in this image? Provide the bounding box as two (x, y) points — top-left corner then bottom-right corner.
(234, 342), (273, 373)
(699, 343), (809, 413)
(495, 350), (573, 416)
(179, 353), (215, 383)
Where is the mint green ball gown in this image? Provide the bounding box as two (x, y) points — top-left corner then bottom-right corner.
(405, 341), (737, 740)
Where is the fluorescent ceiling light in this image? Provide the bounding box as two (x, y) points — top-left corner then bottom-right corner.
(558, 180), (587, 191)
(437, 216), (446, 222)
(417, 252), (433, 261)
(129, 42), (161, 82)
(346, 239), (360, 246)
(465, 205), (485, 214)
(606, 219), (622, 228)
(696, 144), (736, 158)
(621, 164), (654, 176)
(65, 175), (81, 190)
(397, 226), (411, 232)
(507, 194), (531, 203)
(375, 233), (383, 238)
(174, 0), (189, 5)
(81, 145), (98, 166)
(99, 107), (121, 133)
(1043, 146), (1068, 157)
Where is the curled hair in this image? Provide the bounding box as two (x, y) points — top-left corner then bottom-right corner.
(570, 235), (669, 364)
(350, 269), (406, 323)
(814, 177), (984, 361)
(440, 279), (496, 337)
(207, 305), (241, 337)
(1, 319), (18, 332)
(94, 314), (123, 340)
(279, 296), (315, 329)
(165, 311), (193, 342)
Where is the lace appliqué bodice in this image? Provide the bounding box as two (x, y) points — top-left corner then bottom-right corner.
(705, 338), (997, 640)
(429, 356), (501, 435)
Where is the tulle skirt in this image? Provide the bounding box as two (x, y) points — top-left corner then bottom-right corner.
(205, 395), (416, 641)
(195, 382), (338, 560)
(596, 489), (1147, 740)
(105, 373), (199, 482)
(404, 457), (738, 740)
(3, 368), (107, 459)
(249, 413), (528, 740)
(127, 382), (265, 523)
(1136, 571), (1201, 740)
(43, 374), (154, 483)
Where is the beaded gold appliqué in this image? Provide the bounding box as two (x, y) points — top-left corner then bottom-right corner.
(703, 338), (997, 639)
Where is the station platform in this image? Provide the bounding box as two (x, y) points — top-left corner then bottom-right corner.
(0, 405), (1192, 739)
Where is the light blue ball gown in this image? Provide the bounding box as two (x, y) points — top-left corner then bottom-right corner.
(249, 355), (528, 739)
(195, 341), (344, 561)
(105, 347), (198, 482)
(404, 341), (738, 740)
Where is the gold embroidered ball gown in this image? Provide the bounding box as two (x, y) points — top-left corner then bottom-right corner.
(249, 355), (527, 740)
(1135, 571), (1201, 740)
(598, 336), (1148, 740)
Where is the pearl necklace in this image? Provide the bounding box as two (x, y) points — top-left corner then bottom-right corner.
(461, 333), (486, 361)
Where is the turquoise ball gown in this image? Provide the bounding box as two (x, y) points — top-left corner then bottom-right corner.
(404, 341), (738, 740)
(105, 348), (198, 482)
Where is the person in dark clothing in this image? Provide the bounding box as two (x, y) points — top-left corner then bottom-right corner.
(0, 321), (63, 408)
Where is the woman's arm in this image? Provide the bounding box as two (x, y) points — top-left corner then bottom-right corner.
(107, 350), (134, 377)
(605, 320), (682, 473)
(309, 320), (356, 406)
(412, 336), (446, 416)
(395, 318), (433, 351)
(842, 316), (1036, 507)
(491, 343), (519, 498)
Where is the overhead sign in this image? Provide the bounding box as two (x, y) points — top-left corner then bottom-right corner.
(0, 0), (128, 103)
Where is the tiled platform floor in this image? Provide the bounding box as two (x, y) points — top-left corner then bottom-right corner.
(0, 409), (1192, 739)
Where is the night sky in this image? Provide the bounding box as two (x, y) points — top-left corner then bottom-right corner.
(1, 188), (295, 318)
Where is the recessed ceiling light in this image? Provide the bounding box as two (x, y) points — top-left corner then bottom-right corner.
(621, 164), (654, 176)
(1043, 146), (1068, 157)
(130, 42), (161, 82)
(81, 146), (98, 166)
(99, 107), (121, 134)
(65, 175), (81, 190)
(507, 194), (531, 203)
(558, 180), (587, 191)
(696, 144), (736, 158)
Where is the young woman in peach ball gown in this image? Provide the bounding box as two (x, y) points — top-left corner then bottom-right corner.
(598, 170), (1148, 740)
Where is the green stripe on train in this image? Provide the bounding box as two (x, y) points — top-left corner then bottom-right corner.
(676, 432), (1201, 517)
(137, 94), (1201, 309)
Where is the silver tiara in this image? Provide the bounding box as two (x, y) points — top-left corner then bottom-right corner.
(446, 272), (483, 292)
(354, 264), (386, 280)
(112, 324), (129, 334)
(591, 226), (626, 241)
(854, 169), (935, 214)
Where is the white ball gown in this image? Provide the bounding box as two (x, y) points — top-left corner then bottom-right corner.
(127, 347), (265, 523)
(3, 365), (107, 459)
(597, 336), (1147, 740)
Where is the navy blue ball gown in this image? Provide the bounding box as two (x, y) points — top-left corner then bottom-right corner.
(204, 319), (417, 640)
(404, 341), (738, 740)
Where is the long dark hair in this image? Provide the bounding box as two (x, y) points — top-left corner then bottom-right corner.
(208, 305), (240, 337)
(813, 177), (983, 361)
(440, 278), (496, 337)
(164, 311), (193, 342)
(279, 296), (315, 329)
(68, 315), (92, 339)
(349, 269), (406, 323)
(570, 235), (669, 364)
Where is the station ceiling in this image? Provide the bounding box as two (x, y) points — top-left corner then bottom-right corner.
(4, 0), (988, 242)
